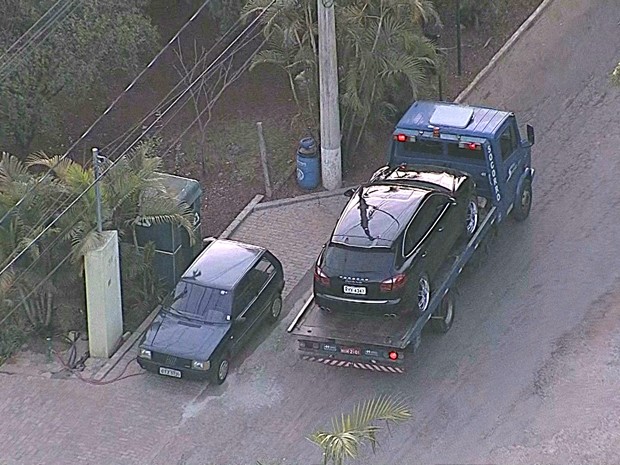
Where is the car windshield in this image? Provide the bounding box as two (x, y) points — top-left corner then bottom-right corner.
(323, 244), (394, 275)
(164, 280), (232, 324)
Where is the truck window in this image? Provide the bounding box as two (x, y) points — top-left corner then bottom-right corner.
(399, 139), (444, 157)
(499, 121), (518, 161)
(446, 142), (485, 161)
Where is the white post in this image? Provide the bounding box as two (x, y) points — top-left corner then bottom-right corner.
(84, 230), (123, 358)
(317, 0), (342, 190)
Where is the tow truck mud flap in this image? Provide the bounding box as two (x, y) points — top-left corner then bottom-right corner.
(300, 355), (405, 373)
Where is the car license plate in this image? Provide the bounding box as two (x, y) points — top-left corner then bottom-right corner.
(159, 367), (181, 378)
(340, 347), (361, 356)
(343, 285), (366, 295)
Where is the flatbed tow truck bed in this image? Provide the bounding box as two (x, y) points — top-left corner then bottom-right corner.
(287, 205), (498, 373)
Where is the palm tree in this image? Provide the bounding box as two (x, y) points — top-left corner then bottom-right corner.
(243, 0), (441, 162)
(309, 395), (412, 465)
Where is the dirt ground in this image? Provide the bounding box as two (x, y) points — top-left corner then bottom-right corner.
(66, 0), (544, 238)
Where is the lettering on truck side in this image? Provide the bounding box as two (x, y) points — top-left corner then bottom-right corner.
(486, 144), (501, 202)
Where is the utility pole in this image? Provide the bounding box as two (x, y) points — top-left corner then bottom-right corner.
(317, 0), (342, 191)
(92, 147), (103, 233)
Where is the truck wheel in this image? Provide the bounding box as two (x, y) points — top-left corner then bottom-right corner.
(430, 291), (455, 334)
(210, 355), (230, 385)
(267, 295), (283, 323)
(417, 275), (431, 314)
(513, 179), (532, 221)
(465, 198), (479, 238)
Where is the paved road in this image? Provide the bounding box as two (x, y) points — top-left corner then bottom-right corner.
(1, 0), (620, 463)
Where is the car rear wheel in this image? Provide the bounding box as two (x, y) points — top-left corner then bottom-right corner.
(210, 355), (230, 385)
(465, 198), (479, 238)
(267, 295), (283, 323)
(513, 179), (532, 221)
(417, 275), (431, 314)
(430, 290), (455, 333)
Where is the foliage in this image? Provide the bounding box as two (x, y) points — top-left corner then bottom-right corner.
(0, 324), (26, 363)
(0, 0), (159, 153)
(613, 62), (620, 86)
(0, 141), (196, 358)
(243, 0), (440, 163)
(309, 395), (412, 465)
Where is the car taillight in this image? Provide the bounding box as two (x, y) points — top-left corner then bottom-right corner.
(380, 273), (407, 292)
(314, 265), (330, 286)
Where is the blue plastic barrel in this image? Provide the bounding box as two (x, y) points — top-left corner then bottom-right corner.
(296, 136), (320, 190)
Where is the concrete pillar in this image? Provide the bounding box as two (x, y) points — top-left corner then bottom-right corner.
(84, 230), (123, 358)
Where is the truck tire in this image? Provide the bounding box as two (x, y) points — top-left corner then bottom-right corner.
(513, 178), (532, 221)
(267, 295), (283, 323)
(210, 355), (230, 385)
(430, 290), (455, 334)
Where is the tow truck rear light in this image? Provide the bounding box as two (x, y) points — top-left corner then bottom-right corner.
(459, 141), (481, 150)
(388, 351), (399, 360)
(432, 127), (440, 137)
(314, 265), (330, 286)
(394, 134), (415, 143)
(380, 273), (407, 292)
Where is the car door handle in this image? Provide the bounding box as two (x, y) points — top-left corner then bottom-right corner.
(421, 251), (427, 258)
(437, 227), (444, 232)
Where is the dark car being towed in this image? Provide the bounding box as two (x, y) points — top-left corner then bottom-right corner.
(137, 238), (284, 384)
(314, 164), (478, 316)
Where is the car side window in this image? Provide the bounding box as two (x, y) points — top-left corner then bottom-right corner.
(403, 196), (445, 256)
(233, 276), (255, 316)
(499, 119), (518, 161)
(251, 257), (275, 291)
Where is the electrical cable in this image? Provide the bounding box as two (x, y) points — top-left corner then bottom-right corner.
(0, 0), (277, 280)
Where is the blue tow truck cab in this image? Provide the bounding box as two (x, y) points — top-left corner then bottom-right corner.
(289, 101), (535, 373)
(388, 100), (535, 222)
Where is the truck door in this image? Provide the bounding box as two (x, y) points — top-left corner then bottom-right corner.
(497, 117), (523, 213)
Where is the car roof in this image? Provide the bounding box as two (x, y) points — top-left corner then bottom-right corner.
(379, 165), (468, 193)
(181, 239), (264, 290)
(395, 100), (512, 138)
(331, 185), (430, 248)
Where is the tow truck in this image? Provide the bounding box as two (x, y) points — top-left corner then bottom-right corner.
(287, 101), (535, 373)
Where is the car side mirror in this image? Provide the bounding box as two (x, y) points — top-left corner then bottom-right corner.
(344, 188), (356, 198)
(526, 124), (535, 146)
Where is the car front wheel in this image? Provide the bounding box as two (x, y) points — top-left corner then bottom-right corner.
(267, 295), (283, 323)
(513, 178), (532, 221)
(465, 198), (479, 238)
(210, 355), (230, 385)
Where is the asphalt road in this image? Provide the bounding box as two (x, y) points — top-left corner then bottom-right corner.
(1, 0), (620, 464)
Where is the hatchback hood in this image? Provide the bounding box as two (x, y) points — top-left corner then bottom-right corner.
(143, 309), (230, 360)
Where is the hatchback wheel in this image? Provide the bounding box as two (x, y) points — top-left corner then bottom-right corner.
(465, 198), (479, 238)
(430, 290), (455, 333)
(210, 356), (230, 385)
(417, 275), (431, 314)
(268, 295), (283, 323)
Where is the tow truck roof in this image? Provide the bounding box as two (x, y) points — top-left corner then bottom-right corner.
(395, 100), (513, 138)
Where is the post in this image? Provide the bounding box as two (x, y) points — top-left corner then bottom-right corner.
(317, 0), (342, 191)
(92, 147), (103, 233)
(456, 0), (462, 76)
(256, 122), (272, 198)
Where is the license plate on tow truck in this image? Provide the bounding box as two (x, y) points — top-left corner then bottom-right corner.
(340, 347), (361, 356)
(159, 367), (181, 378)
(343, 285), (366, 295)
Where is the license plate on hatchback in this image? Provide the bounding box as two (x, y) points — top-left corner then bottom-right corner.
(159, 367), (182, 378)
(343, 285), (366, 295)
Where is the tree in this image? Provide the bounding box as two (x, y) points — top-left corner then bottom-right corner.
(613, 62), (620, 85)
(242, 0), (440, 161)
(0, 0), (158, 154)
(309, 395), (412, 465)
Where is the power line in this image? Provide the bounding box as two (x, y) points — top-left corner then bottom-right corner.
(0, 0), (277, 280)
(3, 13), (261, 247)
(0, 0), (83, 81)
(0, 0), (213, 228)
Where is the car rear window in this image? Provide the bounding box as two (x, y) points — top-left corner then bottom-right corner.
(398, 139), (444, 157)
(167, 281), (232, 323)
(446, 141), (485, 161)
(322, 244), (394, 274)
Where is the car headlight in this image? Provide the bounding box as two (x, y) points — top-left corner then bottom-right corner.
(139, 348), (152, 360)
(191, 360), (210, 370)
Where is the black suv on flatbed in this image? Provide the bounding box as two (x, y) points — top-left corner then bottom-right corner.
(137, 238), (284, 384)
(314, 164), (478, 316)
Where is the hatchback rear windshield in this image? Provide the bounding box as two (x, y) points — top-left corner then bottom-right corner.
(322, 244), (394, 274)
(165, 281), (232, 323)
